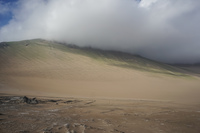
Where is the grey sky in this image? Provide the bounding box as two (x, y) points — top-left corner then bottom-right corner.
(0, 0), (200, 64)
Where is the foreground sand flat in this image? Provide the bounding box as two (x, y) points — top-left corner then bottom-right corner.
(1, 74), (200, 104)
(0, 94), (200, 133)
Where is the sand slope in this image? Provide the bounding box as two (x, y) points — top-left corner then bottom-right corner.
(0, 39), (200, 104)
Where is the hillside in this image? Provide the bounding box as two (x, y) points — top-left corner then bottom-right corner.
(0, 39), (191, 77)
(0, 39), (200, 103)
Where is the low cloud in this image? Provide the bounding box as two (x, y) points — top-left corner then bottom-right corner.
(0, 0), (200, 64)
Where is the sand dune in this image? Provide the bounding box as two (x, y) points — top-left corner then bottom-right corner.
(1, 39), (200, 133)
(0, 39), (200, 104)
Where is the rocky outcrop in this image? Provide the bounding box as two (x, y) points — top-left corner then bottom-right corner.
(22, 96), (38, 104)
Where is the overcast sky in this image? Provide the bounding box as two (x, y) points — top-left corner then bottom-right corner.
(0, 0), (200, 64)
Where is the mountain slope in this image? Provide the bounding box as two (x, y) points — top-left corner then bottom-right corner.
(0, 39), (191, 77)
(0, 39), (200, 103)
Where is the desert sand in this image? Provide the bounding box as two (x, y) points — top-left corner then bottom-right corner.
(1, 52), (200, 103)
(1, 94), (200, 133)
(0, 40), (200, 132)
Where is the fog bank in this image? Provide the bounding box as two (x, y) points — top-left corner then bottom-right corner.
(0, 0), (200, 63)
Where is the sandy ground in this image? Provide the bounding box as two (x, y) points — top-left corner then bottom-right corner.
(0, 94), (200, 133)
(1, 71), (200, 104)
(1, 66), (200, 133)
(1, 43), (200, 132)
(1, 42), (200, 103)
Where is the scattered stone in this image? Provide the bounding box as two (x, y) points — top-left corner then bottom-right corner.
(73, 123), (81, 127)
(42, 127), (53, 133)
(134, 113), (139, 116)
(31, 98), (38, 104)
(19, 112), (29, 115)
(49, 100), (58, 102)
(49, 109), (59, 112)
(160, 123), (165, 126)
(114, 129), (125, 133)
(85, 100), (95, 105)
(65, 100), (73, 103)
(53, 122), (57, 126)
(18, 130), (30, 133)
(64, 123), (70, 128)
(22, 96), (38, 104)
(64, 100), (81, 104)
(10, 97), (21, 101)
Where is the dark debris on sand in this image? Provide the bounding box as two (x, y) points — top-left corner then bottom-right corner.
(0, 96), (39, 104)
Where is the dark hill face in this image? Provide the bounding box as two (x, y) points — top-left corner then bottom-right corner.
(0, 39), (195, 77)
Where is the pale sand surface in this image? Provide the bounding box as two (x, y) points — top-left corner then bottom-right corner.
(1, 75), (200, 104)
(0, 50), (200, 104)
(1, 42), (200, 132)
(1, 41), (200, 104)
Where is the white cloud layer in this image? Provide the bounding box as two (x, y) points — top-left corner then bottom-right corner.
(0, 0), (200, 63)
